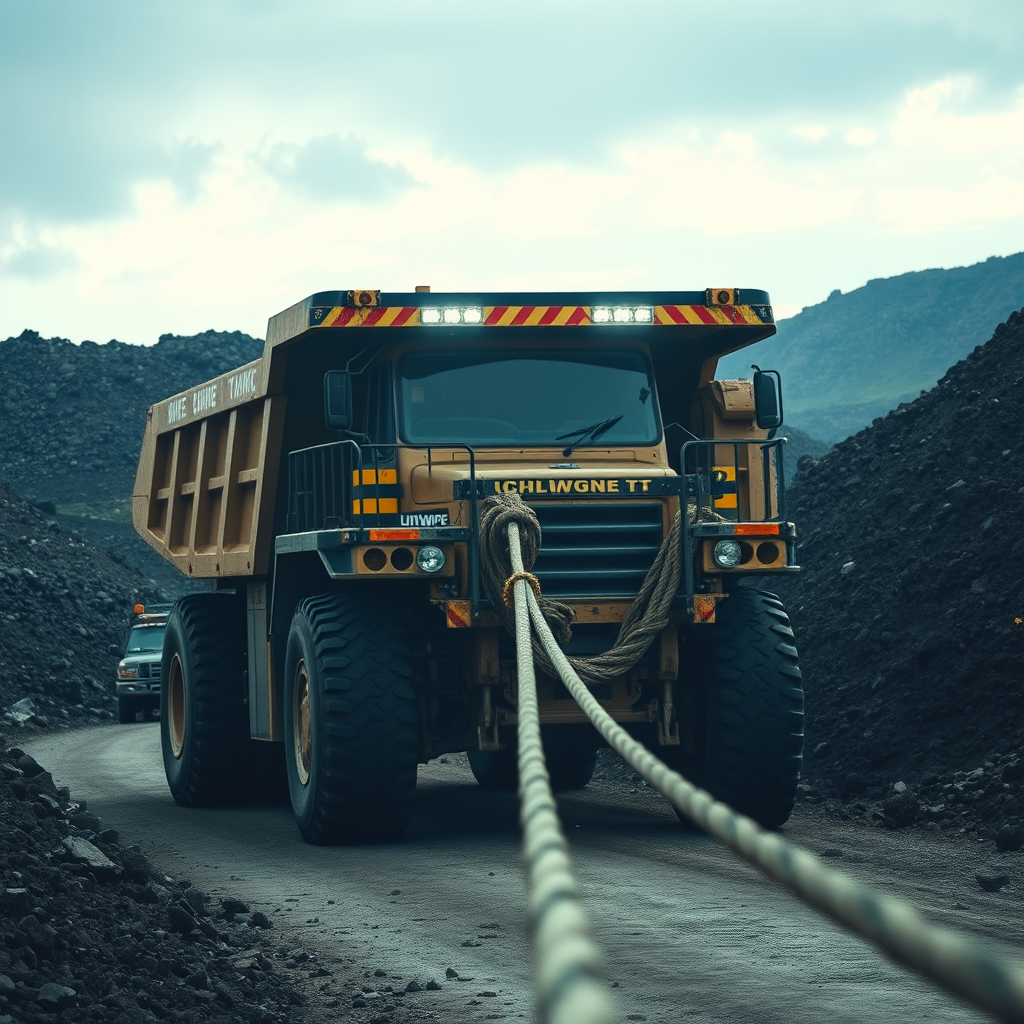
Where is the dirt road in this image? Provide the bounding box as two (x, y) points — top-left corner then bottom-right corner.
(24, 726), (1023, 1024)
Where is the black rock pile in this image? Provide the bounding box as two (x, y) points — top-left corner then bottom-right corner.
(0, 745), (308, 1023)
(0, 330), (262, 505)
(0, 482), (161, 727)
(776, 307), (1024, 842)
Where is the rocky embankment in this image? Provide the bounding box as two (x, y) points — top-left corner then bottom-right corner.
(776, 307), (1024, 848)
(0, 482), (161, 728)
(0, 744), (313, 1023)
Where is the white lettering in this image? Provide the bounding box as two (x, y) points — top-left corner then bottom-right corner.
(229, 368), (257, 400)
(191, 383), (218, 415)
(399, 512), (450, 527)
(167, 396), (187, 425)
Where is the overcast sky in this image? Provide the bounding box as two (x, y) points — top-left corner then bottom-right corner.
(2, 0), (1022, 344)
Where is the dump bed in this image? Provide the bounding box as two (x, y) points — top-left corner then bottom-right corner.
(132, 289), (776, 578)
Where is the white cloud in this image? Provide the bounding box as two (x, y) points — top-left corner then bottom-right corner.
(845, 127), (879, 146)
(792, 125), (829, 143)
(621, 139), (864, 236)
(876, 177), (1024, 233)
(891, 76), (1024, 155)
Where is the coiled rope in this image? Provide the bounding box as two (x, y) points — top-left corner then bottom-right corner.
(480, 493), (715, 686)
(489, 493), (1024, 1024)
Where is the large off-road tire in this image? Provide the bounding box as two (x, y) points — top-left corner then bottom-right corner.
(467, 749), (518, 791)
(160, 594), (251, 807)
(671, 586), (804, 829)
(467, 746), (597, 792)
(283, 591), (417, 845)
(548, 747), (598, 791)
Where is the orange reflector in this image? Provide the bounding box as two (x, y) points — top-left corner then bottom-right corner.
(733, 524), (781, 536)
(134, 603), (145, 614)
(368, 529), (421, 541)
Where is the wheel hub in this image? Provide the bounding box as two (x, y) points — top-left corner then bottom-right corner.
(167, 654), (186, 758)
(292, 661), (311, 786)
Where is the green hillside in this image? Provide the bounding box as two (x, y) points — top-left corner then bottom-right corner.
(720, 252), (1024, 441)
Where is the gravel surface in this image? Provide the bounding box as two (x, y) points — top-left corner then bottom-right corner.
(0, 744), (311, 1023)
(0, 740), (464, 1024)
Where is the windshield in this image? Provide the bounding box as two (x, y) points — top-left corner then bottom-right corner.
(399, 350), (660, 447)
(127, 624), (166, 654)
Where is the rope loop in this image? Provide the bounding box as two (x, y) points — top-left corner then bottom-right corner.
(503, 571), (542, 608)
(479, 491), (688, 684)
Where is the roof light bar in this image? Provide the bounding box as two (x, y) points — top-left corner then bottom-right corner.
(421, 307), (483, 325)
(591, 306), (653, 324)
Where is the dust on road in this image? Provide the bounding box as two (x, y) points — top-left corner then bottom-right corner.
(24, 725), (1024, 1024)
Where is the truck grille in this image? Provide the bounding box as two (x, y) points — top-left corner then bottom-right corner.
(531, 503), (665, 599)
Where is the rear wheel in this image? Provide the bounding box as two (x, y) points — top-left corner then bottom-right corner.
(283, 592), (418, 844)
(467, 746), (597, 792)
(547, 747), (598, 791)
(160, 594), (250, 806)
(467, 749), (517, 791)
(670, 586), (804, 829)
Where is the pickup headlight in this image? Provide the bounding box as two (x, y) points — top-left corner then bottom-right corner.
(117, 663), (138, 679)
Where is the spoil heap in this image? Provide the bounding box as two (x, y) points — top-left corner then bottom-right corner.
(0, 745), (308, 1023)
(777, 307), (1024, 845)
(0, 482), (159, 726)
(0, 330), (262, 505)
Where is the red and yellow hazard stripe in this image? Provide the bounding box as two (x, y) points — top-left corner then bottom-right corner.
(654, 305), (766, 326)
(318, 306), (419, 327)
(482, 305), (590, 326)
(310, 304), (770, 328)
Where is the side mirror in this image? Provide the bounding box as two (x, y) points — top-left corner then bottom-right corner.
(751, 365), (783, 430)
(108, 644), (122, 657)
(324, 371), (352, 431)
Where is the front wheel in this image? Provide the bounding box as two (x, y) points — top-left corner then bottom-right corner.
(160, 594), (250, 806)
(283, 592), (418, 844)
(669, 586), (804, 829)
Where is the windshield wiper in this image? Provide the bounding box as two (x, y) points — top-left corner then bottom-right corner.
(556, 414), (623, 457)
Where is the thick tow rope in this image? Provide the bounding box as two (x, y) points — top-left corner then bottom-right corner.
(507, 519), (616, 1024)
(490, 494), (1024, 1024)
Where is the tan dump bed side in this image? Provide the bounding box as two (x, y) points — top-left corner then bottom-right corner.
(131, 356), (286, 578)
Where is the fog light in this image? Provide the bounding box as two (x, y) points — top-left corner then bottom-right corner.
(362, 547), (387, 571)
(390, 547), (414, 571)
(416, 545), (445, 573)
(713, 540), (743, 568)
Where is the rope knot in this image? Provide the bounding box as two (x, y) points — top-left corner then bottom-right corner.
(503, 571), (542, 608)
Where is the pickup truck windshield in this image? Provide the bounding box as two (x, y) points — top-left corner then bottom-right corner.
(127, 624), (166, 654)
(399, 350), (660, 447)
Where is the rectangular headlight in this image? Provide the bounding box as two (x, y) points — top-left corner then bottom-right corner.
(591, 306), (653, 324)
(421, 307), (483, 325)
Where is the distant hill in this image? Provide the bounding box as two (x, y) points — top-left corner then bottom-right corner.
(720, 252), (1024, 441)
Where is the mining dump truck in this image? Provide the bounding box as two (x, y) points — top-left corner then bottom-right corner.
(134, 287), (803, 843)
